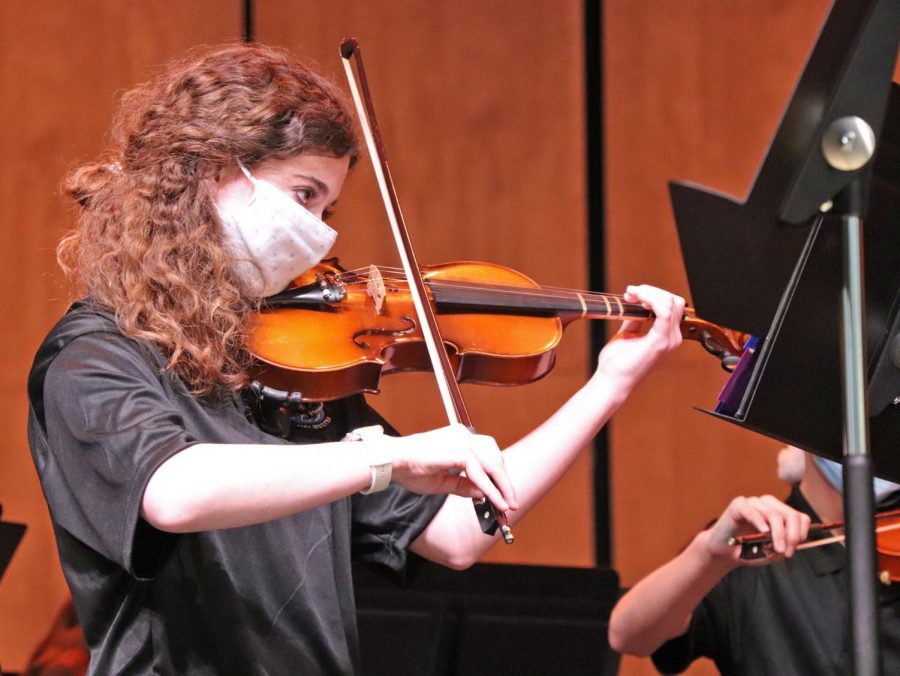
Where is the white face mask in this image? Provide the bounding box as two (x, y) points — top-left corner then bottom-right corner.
(216, 161), (337, 298)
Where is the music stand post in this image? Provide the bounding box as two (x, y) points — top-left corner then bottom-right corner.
(834, 172), (880, 676)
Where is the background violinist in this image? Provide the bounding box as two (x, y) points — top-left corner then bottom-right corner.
(608, 446), (900, 675)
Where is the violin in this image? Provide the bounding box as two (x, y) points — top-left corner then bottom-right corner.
(729, 508), (900, 584)
(248, 257), (752, 402)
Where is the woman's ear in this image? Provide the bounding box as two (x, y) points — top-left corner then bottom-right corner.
(207, 164), (251, 205)
(204, 176), (221, 203)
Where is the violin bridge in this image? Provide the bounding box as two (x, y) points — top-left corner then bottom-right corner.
(367, 264), (386, 315)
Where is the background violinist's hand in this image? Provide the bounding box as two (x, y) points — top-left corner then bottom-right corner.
(594, 284), (685, 394)
(607, 493), (810, 657)
(703, 495), (811, 567)
(389, 423), (518, 512)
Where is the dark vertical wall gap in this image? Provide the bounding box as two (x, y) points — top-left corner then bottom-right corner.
(243, 0), (255, 42)
(584, 0), (611, 568)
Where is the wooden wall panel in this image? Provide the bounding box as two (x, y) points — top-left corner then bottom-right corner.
(604, 1), (834, 674)
(0, 2), (242, 668)
(256, 0), (593, 567)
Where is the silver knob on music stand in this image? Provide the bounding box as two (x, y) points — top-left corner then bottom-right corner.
(822, 116), (876, 171)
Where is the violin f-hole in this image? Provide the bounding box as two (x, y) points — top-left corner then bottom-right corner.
(352, 316), (417, 349)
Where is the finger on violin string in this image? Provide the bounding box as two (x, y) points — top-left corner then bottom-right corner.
(623, 284), (684, 347)
(620, 286), (649, 335)
(624, 284), (672, 313)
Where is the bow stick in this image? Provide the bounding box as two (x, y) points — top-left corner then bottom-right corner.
(340, 38), (514, 544)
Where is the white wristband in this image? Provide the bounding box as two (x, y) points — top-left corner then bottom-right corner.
(343, 425), (392, 494)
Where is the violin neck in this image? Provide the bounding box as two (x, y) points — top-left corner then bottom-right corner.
(429, 281), (649, 320)
(424, 272), (748, 370)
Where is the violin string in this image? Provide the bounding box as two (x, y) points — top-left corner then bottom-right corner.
(342, 278), (648, 314)
(330, 267), (653, 318)
(332, 266), (648, 312)
(345, 285), (647, 315)
(340, 265), (632, 298)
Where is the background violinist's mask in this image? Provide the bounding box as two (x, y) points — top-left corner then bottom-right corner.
(216, 160), (337, 298)
(782, 447), (900, 504)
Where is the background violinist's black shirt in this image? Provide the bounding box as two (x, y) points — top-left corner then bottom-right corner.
(27, 302), (446, 675)
(651, 486), (900, 675)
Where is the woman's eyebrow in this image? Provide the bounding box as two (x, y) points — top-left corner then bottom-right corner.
(291, 173), (330, 196)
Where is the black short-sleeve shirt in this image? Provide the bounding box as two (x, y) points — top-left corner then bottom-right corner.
(27, 303), (447, 675)
(651, 487), (900, 675)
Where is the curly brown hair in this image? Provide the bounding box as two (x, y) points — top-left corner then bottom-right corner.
(58, 43), (359, 395)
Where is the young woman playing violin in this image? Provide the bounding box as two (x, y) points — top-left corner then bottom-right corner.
(608, 446), (900, 676)
(26, 43), (685, 673)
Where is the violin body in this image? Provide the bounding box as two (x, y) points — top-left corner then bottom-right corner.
(250, 258), (750, 401)
(877, 515), (900, 584)
(250, 259), (565, 401)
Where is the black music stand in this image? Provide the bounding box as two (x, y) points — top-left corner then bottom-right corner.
(668, 1), (900, 674)
(353, 558), (621, 675)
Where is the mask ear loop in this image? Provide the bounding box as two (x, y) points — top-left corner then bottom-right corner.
(236, 160), (260, 205)
(237, 159), (257, 183)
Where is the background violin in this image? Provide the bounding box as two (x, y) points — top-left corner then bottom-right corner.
(730, 508), (900, 585)
(249, 258), (751, 402)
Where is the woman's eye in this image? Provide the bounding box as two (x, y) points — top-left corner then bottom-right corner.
(294, 187), (316, 205)
(322, 207), (336, 221)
